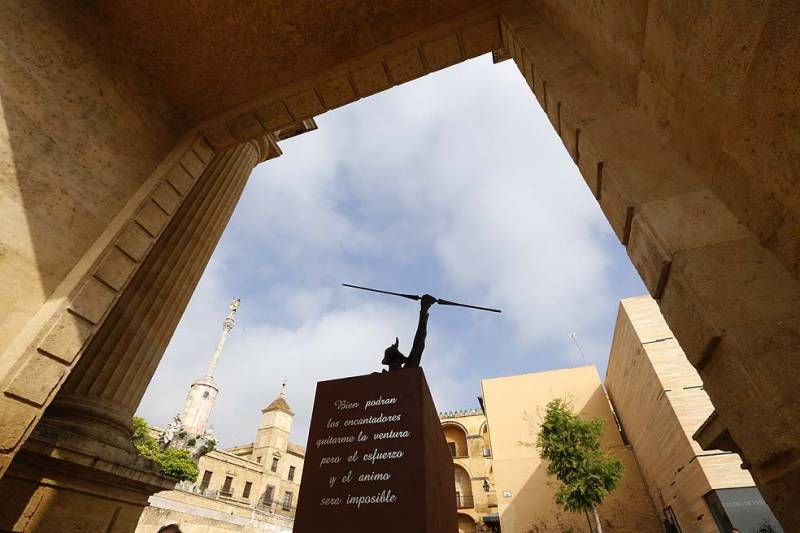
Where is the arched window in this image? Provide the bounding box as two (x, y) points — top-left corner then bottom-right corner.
(454, 464), (473, 509)
(442, 424), (469, 458)
(480, 423), (491, 457)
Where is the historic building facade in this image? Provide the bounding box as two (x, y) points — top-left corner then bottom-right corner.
(222, 388), (306, 516)
(135, 300), (304, 532)
(440, 409), (499, 532)
(136, 387), (304, 533)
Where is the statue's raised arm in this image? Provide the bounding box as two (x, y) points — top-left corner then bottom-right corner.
(404, 294), (436, 369)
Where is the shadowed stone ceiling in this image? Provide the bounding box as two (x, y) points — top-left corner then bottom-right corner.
(74, 0), (500, 124)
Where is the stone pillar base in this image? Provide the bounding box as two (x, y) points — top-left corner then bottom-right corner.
(0, 422), (174, 533)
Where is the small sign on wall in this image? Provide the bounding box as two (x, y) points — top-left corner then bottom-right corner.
(502, 490), (512, 498)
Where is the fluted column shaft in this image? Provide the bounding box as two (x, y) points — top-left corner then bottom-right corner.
(43, 140), (262, 448)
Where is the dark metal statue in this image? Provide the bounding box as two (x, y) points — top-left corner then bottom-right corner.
(342, 284), (501, 371)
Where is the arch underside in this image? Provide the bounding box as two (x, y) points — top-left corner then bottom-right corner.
(0, 0), (799, 530)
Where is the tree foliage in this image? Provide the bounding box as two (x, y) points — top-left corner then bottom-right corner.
(158, 447), (199, 481)
(536, 399), (623, 514)
(131, 416), (199, 482)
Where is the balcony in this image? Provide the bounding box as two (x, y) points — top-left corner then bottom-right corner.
(256, 501), (297, 519)
(456, 494), (474, 509)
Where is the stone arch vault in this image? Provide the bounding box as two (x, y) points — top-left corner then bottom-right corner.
(0, 0), (799, 530)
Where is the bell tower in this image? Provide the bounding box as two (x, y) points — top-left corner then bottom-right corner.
(253, 383), (294, 471)
(180, 297), (240, 436)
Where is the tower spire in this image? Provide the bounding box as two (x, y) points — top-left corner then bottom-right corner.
(205, 297), (240, 378)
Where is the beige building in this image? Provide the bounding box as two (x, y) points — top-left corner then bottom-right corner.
(477, 296), (783, 532)
(605, 296), (782, 533)
(440, 409), (499, 532)
(482, 366), (662, 532)
(137, 387), (305, 532)
(223, 390), (305, 515)
(135, 303), (305, 532)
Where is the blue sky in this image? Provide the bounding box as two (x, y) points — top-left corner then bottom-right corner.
(137, 55), (645, 447)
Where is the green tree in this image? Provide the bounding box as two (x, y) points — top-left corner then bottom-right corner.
(131, 416), (199, 482)
(158, 447), (199, 481)
(536, 399), (623, 533)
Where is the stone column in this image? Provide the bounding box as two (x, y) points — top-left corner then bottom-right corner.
(0, 137), (276, 532)
(44, 140), (262, 447)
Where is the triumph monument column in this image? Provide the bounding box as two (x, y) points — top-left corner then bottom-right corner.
(180, 297), (240, 437)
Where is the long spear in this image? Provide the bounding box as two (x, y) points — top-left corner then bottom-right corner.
(342, 283), (501, 313)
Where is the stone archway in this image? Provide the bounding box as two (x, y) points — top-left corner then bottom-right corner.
(480, 422), (491, 455)
(454, 464), (474, 510)
(458, 513), (478, 533)
(1, 0), (799, 530)
(443, 423), (470, 458)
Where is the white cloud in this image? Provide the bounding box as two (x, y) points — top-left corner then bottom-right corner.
(137, 55), (644, 450)
(148, 298), (471, 446)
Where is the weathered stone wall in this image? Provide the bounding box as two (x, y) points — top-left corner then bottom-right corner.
(195, 5), (504, 151)
(136, 491), (293, 533)
(0, 0), (185, 472)
(529, 0), (800, 281)
(606, 296), (761, 532)
(0, 0), (180, 357)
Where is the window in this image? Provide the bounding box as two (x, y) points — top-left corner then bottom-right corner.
(288, 465), (296, 481)
(221, 475), (233, 496)
(202, 390), (209, 398)
(262, 485), (275, 505)
(199, 470), (213, 490)
(282, 491), (293, 511)
(271, 457), (279, 472)
(256, 456), (262, 463)
(448, 442), (457, 457)
(242, 481), (253, 499)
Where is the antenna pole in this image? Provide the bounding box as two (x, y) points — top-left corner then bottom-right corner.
(569, 332), (587, 362)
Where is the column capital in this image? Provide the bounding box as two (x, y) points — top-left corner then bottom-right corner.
(249, 134), (282, 163)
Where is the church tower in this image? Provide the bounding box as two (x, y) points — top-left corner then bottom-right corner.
(180, 297), (240, 436)
(253, 383), (294, 476)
